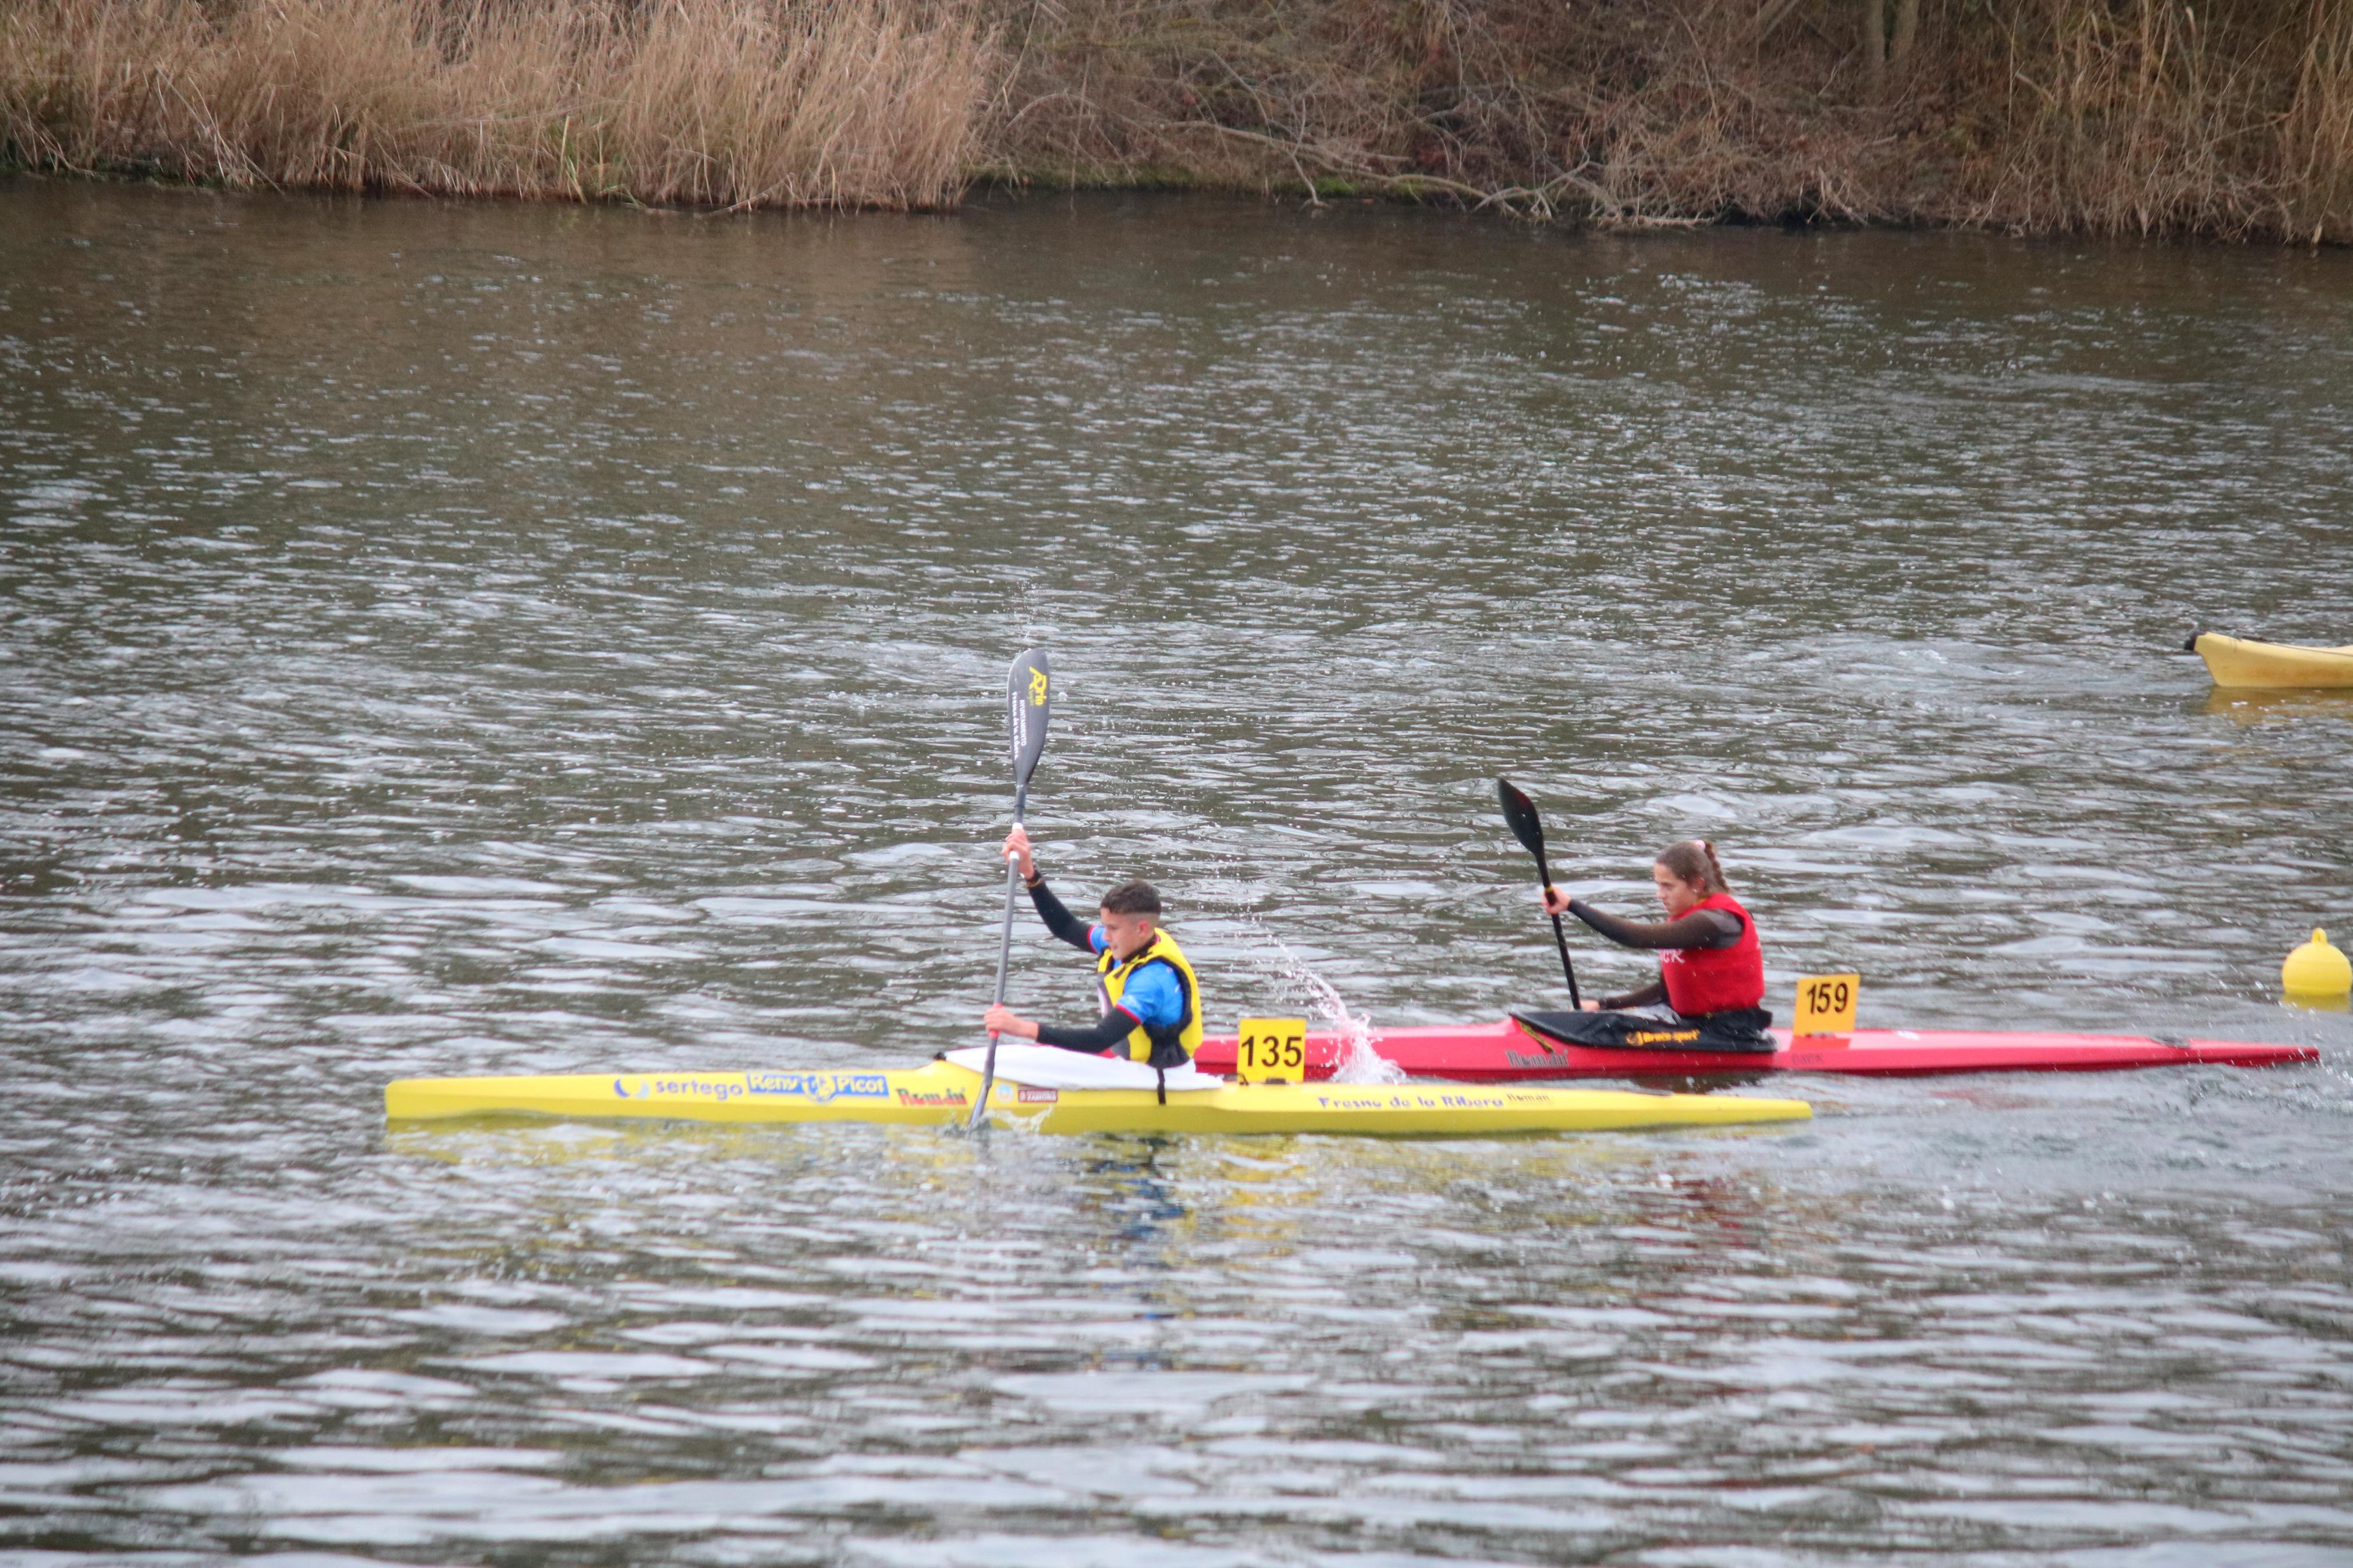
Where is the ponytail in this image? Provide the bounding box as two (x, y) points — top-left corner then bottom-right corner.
(1656, 838), (1730, 895)
(1699, 838), (1727, 894)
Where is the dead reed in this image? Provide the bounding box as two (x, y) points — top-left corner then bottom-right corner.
(5, 0), (2351, 238)
(0, 0), (997, 210)
(984, 0), (2353, 240)
(1963, 0), (2353, 239)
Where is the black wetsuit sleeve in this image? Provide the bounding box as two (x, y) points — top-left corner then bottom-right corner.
(1601, 978), (1670, 1011)
(1024, 875), (1126, 1051)
(1564, 901), (1743, 952)
(1027, 877), (1096, 953)
(1037, 1008), (1140, 1053)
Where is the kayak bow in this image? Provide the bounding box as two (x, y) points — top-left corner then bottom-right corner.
(2188, 632), (2353, 689)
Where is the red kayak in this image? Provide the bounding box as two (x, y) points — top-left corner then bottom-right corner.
(1195, 1018), (2317, 1080)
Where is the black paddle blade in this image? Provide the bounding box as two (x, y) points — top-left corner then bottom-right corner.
(1496, 776), (1547, 863)
(1007, 648), (1052, 790)
(1500, 776), (1578, 1005)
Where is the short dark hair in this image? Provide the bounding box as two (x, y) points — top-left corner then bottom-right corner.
(1099, 880), (1162, 917)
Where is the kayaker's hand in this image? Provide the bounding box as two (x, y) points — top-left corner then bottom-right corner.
(1002, 826), (1036, 880)
(1541, 885), (1571, 916)
(983, 1004), (1039, 1041)
(1578, 1000), (1601, 1012)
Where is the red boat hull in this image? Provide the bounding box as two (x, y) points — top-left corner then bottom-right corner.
(1194, 1019), (2317, 1080)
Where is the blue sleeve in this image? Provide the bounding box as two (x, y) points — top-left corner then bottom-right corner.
(1116, 962), (1185, 1032)
(1087, 925), (1108, 955)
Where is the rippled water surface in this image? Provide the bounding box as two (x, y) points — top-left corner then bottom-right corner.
(4, 177), (2352, 1565)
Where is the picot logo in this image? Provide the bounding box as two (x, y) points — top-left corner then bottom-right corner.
(746, 1072), (887, 1101)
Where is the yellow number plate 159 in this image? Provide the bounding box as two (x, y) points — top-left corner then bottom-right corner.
(1235, 1018), (1309, 1083)
(1793, 973), (1860, 1037)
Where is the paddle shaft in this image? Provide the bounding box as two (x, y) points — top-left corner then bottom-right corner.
(1527, 844), (1582, 1011)
(970, 783), (1028, 1130)
(1545, 908), (1581, 1010)
(988, 784), (1031, 1010)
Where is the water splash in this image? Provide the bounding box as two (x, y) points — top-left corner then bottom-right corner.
(1283, 965), (1408, 1085)
(1237, 924), (1407, 1085)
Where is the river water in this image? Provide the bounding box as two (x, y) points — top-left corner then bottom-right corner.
(3, 177), (2351, 1565)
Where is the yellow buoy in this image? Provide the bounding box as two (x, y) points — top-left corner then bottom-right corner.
(2283, 929), (2352, 1000)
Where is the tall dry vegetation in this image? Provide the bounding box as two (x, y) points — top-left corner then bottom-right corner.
(0, 0), (996, 209)
(3, 0), (2352, 237)
(1965, 0), (2353, 237)
(988, 0), (2353, 240)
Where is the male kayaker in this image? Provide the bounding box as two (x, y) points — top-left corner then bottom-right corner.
(1535, 838), (1772, 1050)
(979, 826), (1202, 1068)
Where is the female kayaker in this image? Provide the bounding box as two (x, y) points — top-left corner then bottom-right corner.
(1534, 839), (1772, 1051)
(981, 826), (1203, 1069)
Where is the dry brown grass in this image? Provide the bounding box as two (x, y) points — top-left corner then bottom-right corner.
(2283, 0), (2353, 237)
(1964, 0), (2353, 239)
(5, 0), (2351, 237)
(0, 0), (997, 209)
(985, 0), (2353, 240)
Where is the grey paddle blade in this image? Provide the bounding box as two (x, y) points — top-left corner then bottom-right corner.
(1007, 648), (1051, 794)
(1497, 776), (1548, 872)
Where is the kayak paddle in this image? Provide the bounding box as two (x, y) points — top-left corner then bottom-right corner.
(971, 648), (1052, 1130)
(1496, 776), (1581, 1009)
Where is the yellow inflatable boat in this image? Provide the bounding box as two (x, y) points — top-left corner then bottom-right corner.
(385, 1046), (1811, 1139)
(2189, 632), (2353, 689)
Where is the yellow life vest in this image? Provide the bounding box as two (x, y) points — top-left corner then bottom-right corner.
(1095, 929), (1202, 1066)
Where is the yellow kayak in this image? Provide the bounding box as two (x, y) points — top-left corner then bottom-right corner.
(384, 1059), (1811, 1138)
(2189, 631), (2353, 688)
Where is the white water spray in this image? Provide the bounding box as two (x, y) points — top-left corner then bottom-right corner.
(1240, 924), (1407, 1085)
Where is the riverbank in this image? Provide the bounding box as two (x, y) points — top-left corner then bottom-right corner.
(5, 0), (2350, 241)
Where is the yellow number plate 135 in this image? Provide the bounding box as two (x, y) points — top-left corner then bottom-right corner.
(1793, 973), (1860, 1037)
(1235, 1018), (1309, 1083)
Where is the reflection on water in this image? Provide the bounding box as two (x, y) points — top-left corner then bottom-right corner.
(2203, 686), (2353, 725)
(3, 176), (2351, 1563)
(2283, 992), (2351, 1014)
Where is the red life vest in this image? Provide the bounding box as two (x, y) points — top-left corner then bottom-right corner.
(1657, 893), (1764, 1015)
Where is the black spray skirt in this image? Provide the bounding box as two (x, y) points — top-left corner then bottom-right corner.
(1511, 1005), (1777, 1055)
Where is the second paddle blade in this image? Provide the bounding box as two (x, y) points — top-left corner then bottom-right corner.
(1008, 648), (1052, 790)
(1497, 776), (1547, 862)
